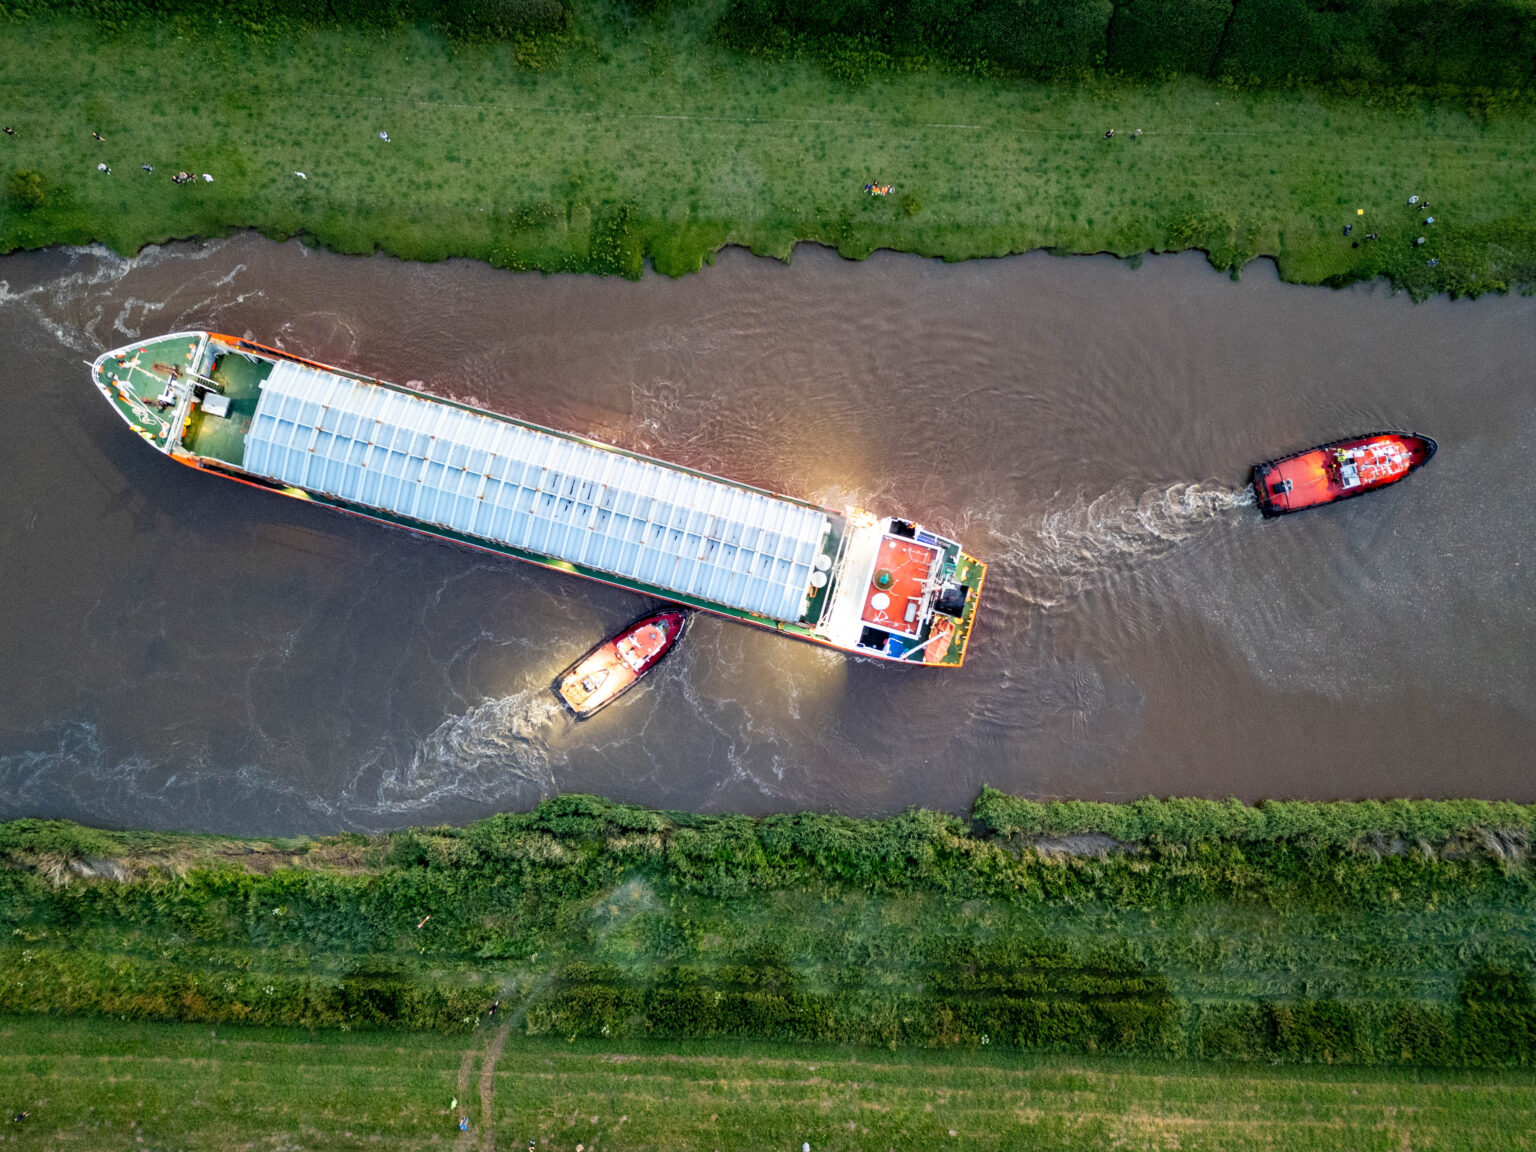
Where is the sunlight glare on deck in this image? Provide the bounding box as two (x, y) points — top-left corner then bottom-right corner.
(242, 361), (829, 621)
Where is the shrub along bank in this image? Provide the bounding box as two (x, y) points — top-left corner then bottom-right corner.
(9, 0), (1536, 98)
(716, 0), (1536, 98)
(0, 0), (573, 42)
(3, 791), (1535, 1067)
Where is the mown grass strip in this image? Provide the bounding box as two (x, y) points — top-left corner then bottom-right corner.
(0, 9), (1532, 294)
(5, 1014), (1536, 1151)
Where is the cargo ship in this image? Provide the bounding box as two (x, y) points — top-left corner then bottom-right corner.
(88, 332), (986, 665)
(1253, 432), (1436, 517)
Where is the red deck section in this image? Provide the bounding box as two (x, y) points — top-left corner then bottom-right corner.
(861, 536), (938, 636)
(1265, 450), (1338, 510)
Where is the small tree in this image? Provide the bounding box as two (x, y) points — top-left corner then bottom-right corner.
(6, 169), (45, 211)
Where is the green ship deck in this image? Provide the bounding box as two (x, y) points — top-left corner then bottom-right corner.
(91, 333), (205, 450)
(182, 350), (272, 465)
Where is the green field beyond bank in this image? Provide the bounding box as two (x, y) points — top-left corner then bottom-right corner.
(1, 10), (1534, 294)
(4, 1015), (1535, 1152)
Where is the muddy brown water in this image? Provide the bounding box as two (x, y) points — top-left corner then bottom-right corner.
(1, 237), (1533, 834)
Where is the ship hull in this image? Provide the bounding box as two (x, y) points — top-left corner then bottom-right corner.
(89, 331), (986, 666)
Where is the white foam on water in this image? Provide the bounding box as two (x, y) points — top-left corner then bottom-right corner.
(0, 721), (211, 827)
(990, 481), (1254, 610)
(0, 239), (240, 353)
(359, 687), (564, 816)
(0, 686), (567, 830)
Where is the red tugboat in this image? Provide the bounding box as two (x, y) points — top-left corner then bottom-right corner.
(553, 610), (688, 719)
(1253, 432), (1436, 517)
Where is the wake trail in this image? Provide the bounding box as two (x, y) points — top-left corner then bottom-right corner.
(0, 240), (246, 353)
(364, 687), (564, 815)
(992, 480), (1254, 609)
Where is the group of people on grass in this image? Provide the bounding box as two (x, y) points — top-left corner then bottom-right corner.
(1343, 194), (1444, 266)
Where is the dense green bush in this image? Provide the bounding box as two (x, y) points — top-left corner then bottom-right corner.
(0, 817), (114, 860)
(0, 946), (484, 1030)
(3, 168), (46, 212)
(1456, 962), (1536, 1066)
(716, 0), (1114, 78)
(972, 787), (1536, 847)
(0, 0), (418, 31)
(1211, 0), (1332, 83)
(713, 0), (1536, 95)
(521, 941), (1536, 1063)
(3, 792), (1535, 1063)
(1105, 0), (1232, 77)
(1213, 0), (1536, 91)
(1377, 0), (1536, 91)
(526, 943), (1181, 1052)
(433, 0), (571, 44)
(1185, 967), (1536, 1066)
(3, 0), (1531, 96)
(975, 0), (1115, 77)
(0, 0), (572, 44)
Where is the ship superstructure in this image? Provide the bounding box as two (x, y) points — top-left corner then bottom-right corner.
(89, 331), (985, 665)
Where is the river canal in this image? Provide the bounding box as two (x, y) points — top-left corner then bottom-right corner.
(1, 237), (1532, 834)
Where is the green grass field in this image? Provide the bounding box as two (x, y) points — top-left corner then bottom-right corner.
(5, 1014), (1535, 1151)
(1, 8), (1534, 294)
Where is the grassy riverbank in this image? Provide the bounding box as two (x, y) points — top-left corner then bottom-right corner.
(5, 1015), (1535, 1151)
(5, 792), (1536, 1071)
(1, 9), (1534, 295)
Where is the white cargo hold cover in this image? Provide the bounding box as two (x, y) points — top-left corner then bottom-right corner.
(242, 360), (828, 621)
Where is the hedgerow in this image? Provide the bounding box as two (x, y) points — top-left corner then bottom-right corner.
(1105, 0), (1231, 78)
(971, 787), (1536, 847)
(1215, 0), (1536, 92)
(2, 791), (1534, 1065)
(714, 0), (1116, 79)
(0, 0), (572, 45)
(711, 0), (1536, 98)
(6, 0), (1532, 100)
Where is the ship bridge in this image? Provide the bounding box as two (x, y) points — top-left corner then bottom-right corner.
(238, 359), (831, 623)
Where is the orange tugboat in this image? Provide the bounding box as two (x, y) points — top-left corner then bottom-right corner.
(554, 610), (689, 719)
(1253, 432), (1436, 517)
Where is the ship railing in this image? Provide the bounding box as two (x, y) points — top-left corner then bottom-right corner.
(86, 358), (171, 434)
(811, 519), (857, 636)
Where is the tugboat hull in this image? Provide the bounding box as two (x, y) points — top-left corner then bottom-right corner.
(553, 610), (689, 719)
(1253, 433), (1436, 517)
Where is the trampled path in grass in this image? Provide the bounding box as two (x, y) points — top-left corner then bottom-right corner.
(0, 13), (1533, 294)
(4, 1015), (1535, 1151)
